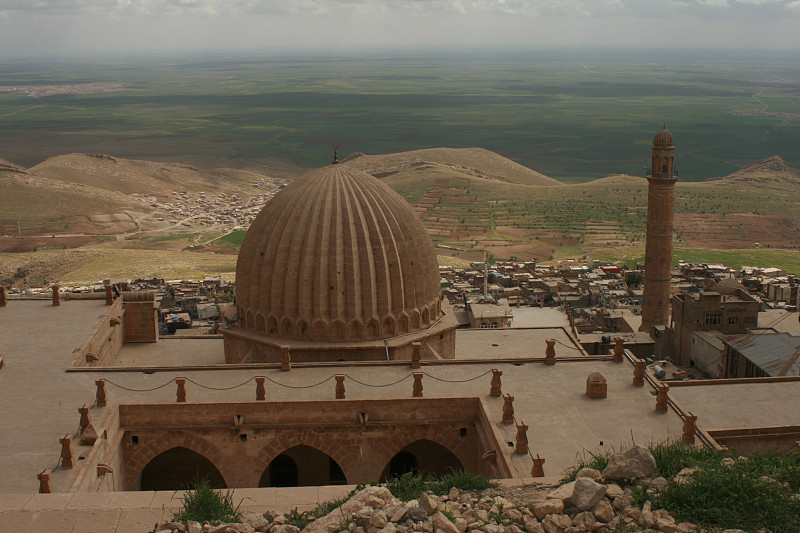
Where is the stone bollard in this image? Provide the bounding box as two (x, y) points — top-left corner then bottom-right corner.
(682, 413), (697, 445)
(490, 369), (503, 397)
(502, 393), (515, 424)
(52, 284), (61, 306)
(632, 359), (645, 387)
(411, 342), (422, 369)
(176, 378), (187, 403)
(281, 346), (291, 371)
(530, 455), (546, 478)
(515, 421), (529, 455)
(586, 372), (607, 399)
(655, 383), (670, 413)
(335, 375), (346, 399)
(95, 379), (107, 407)
(37, 470), (52, 493)
(78, 405), (91, 433)
(613, 337), (624, 363)
(59, 435), (74, 468)
(255, 377), (266, 401)
(412, 373), (424, 397)
(0, 286), (6, 307)
(105, 284), (113, 305)
(544, 339), (556, 365)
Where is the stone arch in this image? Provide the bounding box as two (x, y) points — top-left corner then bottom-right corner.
(253, 433), (356, 486)
(258, 445), (347, 487)
(280, 317), (294, 336)
(379, 438), (465, 482)
(347, 320), (363, 340)
(268, 316), (278, 335)
(256, 313), (267, 334)
(366, 319), (379, 339)
(123, 430), (232, 491)
(372, 428), (474, 483)
(410, 310), (420, 329)
(312, 319), (328, 339)
(398, 313), (409, 334)
(297, 320), (308, 337)
(246, 310), (255, 329)
(421, 308), (430, 325)
(383, 316), (395, 336)
(331, 320), (346, 340)
(140, 446), (226, 491)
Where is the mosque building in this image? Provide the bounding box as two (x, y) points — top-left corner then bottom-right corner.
(0, 129), (797, 501)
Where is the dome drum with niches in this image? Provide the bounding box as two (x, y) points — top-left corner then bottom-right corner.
(223, 163), (458, 364)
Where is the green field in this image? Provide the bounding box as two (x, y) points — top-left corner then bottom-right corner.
(1, 50), (799, 182)
(597, 247), (800, 275)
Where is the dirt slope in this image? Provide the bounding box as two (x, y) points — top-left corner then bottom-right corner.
(342, 147), (559, 186)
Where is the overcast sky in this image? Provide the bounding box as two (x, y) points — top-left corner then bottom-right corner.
(0, 0), (798, 58)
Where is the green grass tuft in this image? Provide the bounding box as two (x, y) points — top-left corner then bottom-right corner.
(385, 468), (497, 501)
(171, 478), (242, 526)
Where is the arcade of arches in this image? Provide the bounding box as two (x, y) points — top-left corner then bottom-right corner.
(117, 399), (508, 491)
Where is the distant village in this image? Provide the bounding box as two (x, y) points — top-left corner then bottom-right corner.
(8, 256), (800, 381)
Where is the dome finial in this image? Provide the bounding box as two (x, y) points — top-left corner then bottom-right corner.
(332, 145), (339, 165)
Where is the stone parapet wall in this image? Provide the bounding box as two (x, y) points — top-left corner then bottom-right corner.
(70, 297), (125, 368)
(122, 291), (158, 343)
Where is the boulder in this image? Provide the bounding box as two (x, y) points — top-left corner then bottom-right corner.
(572, 511), (595, 530)
(601, 446), (656, 480)
(403, 507), (429, 522)
(545, 482), (575, 503)
(186, 521), (202, 533)
(570, 478), (607, 511)
(592, 500), (615, 523)
(575, 468), (601, 481)
(431, 512), (460, 533)
(370, 510), (388, 529)
(541, 514), (572, 533)
(243, 512), (270, 532)
(419, 493), (440, 513)
(530, 499), (564, 521)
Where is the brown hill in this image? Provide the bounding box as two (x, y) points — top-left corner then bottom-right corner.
(0, 165), (143, 222)
(342, 147), (559, 186)
(29, 153), (268, 197)
(705, 156), (800, 188)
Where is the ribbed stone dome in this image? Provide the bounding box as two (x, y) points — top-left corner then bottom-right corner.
(653, 127), (674, 148)
(235, 164), (442, 342)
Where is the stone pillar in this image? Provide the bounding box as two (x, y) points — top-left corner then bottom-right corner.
(59, 435), (73, 468)
(632, 360), (645, 387)
(515, 421), (529, 455)
(0, 286), (6, 307)
(502, 393), (514, 424)
(530, 455), (546, 478)
(78, 405), (91, 433)
(52, 284), (60, 306)
(122, 291), (158, 343)
(281, 346), (291, 371)
(95, 379), (107, 407)
(411, 342), (422, 369)
(655, 383), (670, 413)
(176, 378), (187, 403)
(544, 339), (556, 365)
(37, 470), (52, 493)
(412, 373), (423, 397)
(640, 128), (678, 333)
(335, 375), (346, 399)
(682, 413), (697, 445)
(613, 338), (624, 363)
(105, 285), (113, 305)
(489, 369), (502, 397)
(255, 377), (266, 401)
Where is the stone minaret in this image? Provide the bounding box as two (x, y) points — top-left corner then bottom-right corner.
(639, 127), (677, 334)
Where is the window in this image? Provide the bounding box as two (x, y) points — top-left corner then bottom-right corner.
(728, 316), (738, 325)
(704, 313), (721, 326)
(480, 322), (488, 329)
(744, 316), (757, 325)
(490, 322), (499, 329)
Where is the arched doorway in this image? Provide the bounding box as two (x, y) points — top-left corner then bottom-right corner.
(139, 447), (226, 491)
(380, 439), (463, 481)
(259, 445), (347, 487)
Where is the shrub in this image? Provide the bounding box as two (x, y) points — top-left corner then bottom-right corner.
(172, 478), (241, 525)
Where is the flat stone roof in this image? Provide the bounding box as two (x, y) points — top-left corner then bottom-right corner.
(455, 328), (582, 359)
(11, 298), (788, 497)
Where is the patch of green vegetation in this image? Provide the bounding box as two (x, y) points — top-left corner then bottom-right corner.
(596, 247), (800, 274)
(562, 442), (800, 533)
(385, 469), (498, 501)
(171, 478), (241, 526)
(215, 230), (246, 247)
